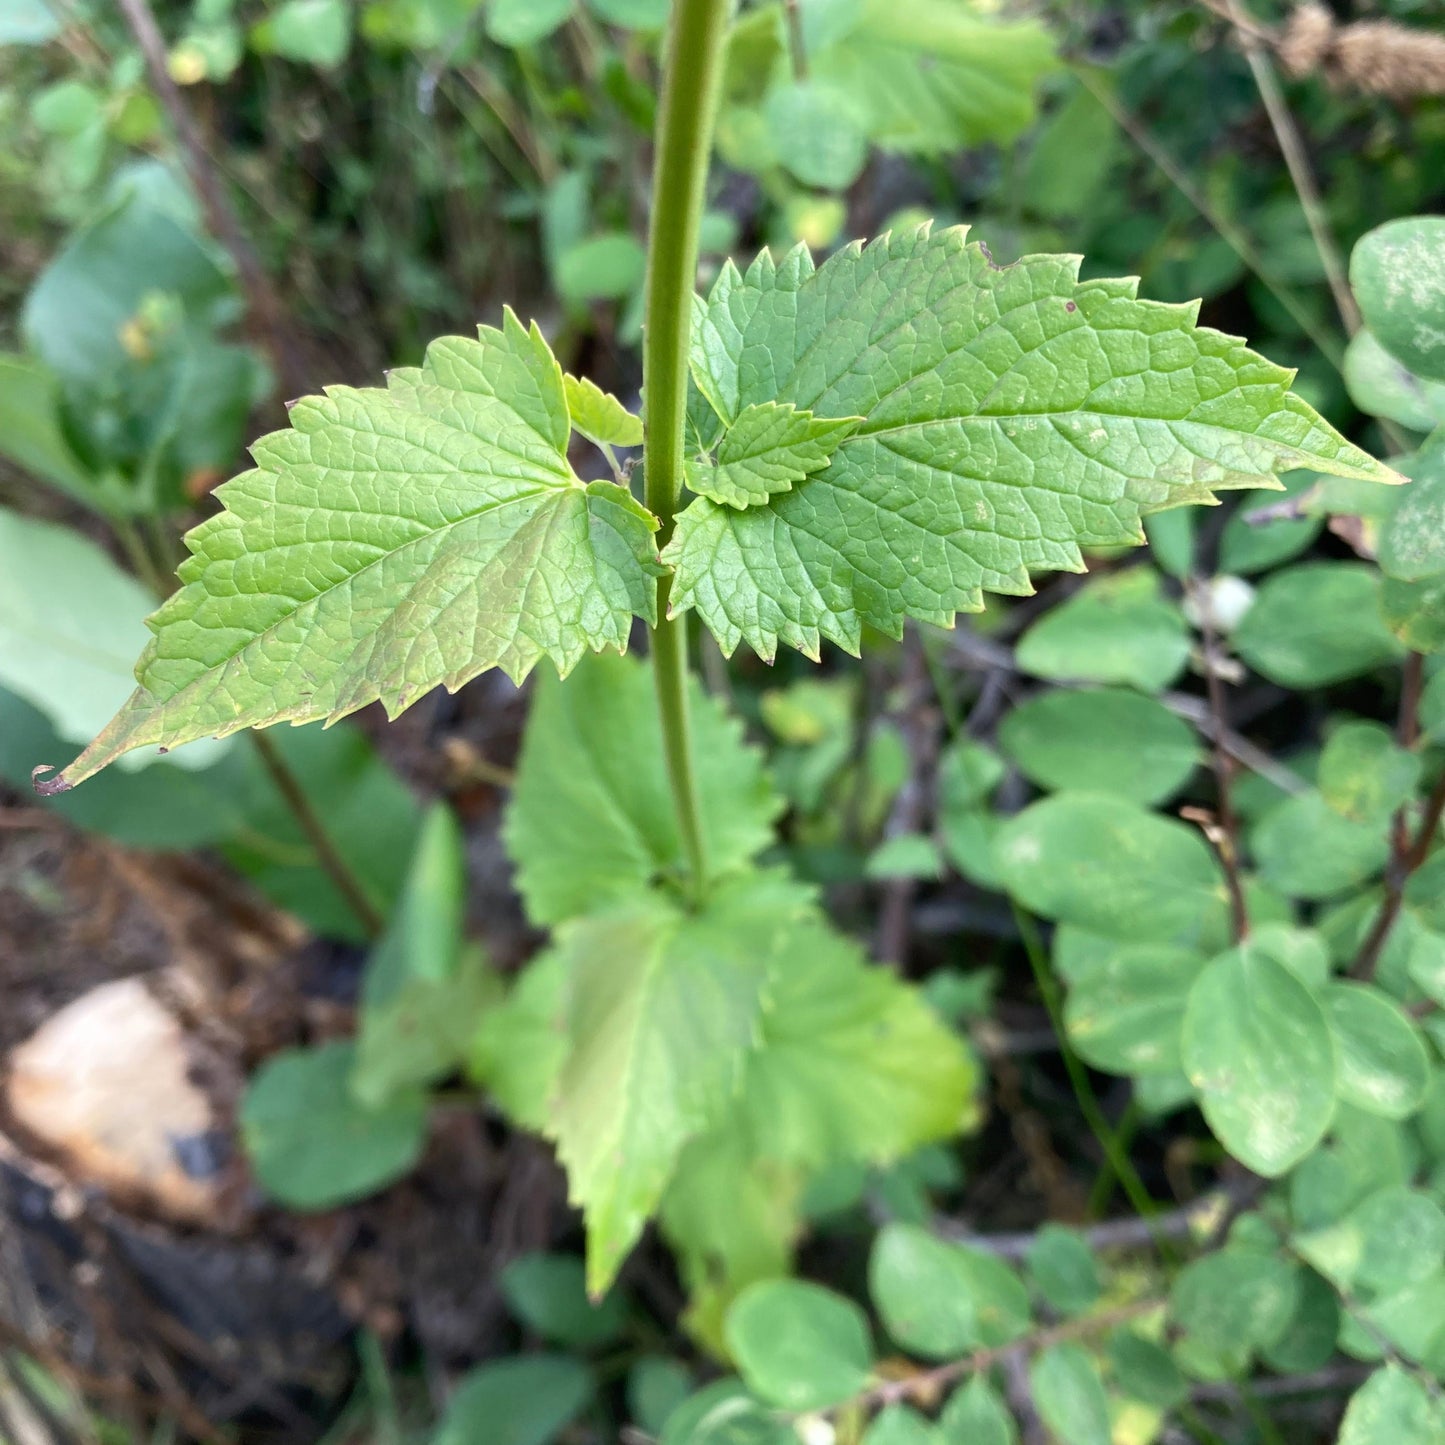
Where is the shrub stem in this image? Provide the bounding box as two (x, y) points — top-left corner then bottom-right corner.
(641, 0), (732, 899)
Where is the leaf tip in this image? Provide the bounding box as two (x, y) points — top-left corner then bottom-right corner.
(31, 764), (73, 797)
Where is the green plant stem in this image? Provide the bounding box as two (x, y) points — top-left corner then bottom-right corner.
(249, 731), (386, 939)
(641, 0), (733, 900)
(1012, 904), (1174, 1259)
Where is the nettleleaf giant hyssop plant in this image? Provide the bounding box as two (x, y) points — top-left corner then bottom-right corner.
(41, 0), (1396, 1308)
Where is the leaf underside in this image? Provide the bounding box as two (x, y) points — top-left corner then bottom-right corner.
(54, 312), (662, 785)
(669, 225), (1396, 662)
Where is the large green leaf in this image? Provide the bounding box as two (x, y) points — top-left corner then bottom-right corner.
(667, 228), (1391, 661)
(1339, 1367), (1445, 1445)
(994, 793), (1226, 944)
(432, 1355), (594, 1445)
(1182, 944), (1336, 1175)
(1351, 218), (1445, 383)
(1234, 563), (1403, 688)
(240, 1040), (429, 1209)
(506, 652), (780, 926)
(1028, 1344), (1111, 1445)
(809, 0), (1057, 153)
(869, 1223), (1030, 1360)
(725, 1280), (874, 1412)
(727, 916), (977, 1168)
(0, 507), (220, 772)
(998, 686), (1199, 804)
(661, 914), (977, 1338)
(548, 873), (812, 1294)
(0, 356), (97, 507)
(53, 314), (662, 786)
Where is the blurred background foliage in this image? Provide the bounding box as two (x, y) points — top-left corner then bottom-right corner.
(3, 1), (1445, 1443)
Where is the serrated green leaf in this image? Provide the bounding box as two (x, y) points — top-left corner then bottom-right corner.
(1351, 218), (1445, 383)
(725, 1280), (874, 1411)
(549, 873), (812, 1295)
(1234, 562), (1404, 689)
(999, 686), (1199, 803)
(1325, 983), (1430, 1121)
(727, 916), (978, 1168)
(667, 228), (1393, 662)
(870, 1222), (1030, 1359)
(565, 372), (642, 447)
(686, 401), (861, 510)
(1028, 1343), (1111, 1445)
(994, 793), (1226, 944)
(1182, 944), (1336, 1175)
(506, 652), (780, 926)
(240, 1040), (428, 1209)
(56, 313), (662, 786)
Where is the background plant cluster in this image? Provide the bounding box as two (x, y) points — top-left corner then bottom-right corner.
(2, 2), (1445, 1445)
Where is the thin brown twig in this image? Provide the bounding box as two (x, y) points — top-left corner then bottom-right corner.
(946, 627), (1308, 796)
(1075, 69), (1346, 372)
(248, 730), (386, 938)
(114, 0), (310, 402)
(927, 1187), (1240, 1260)
(1218, 0), (1362, 335)
(782, 0), (808, 80)
(1355, 774), (1445, 979)
(1190, 580), (1250, 941)
(841, 1297), (1164, 1414)
(1354, 653), (1432, 977)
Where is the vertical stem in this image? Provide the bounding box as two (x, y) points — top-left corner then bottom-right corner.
(249, 731), (386, 938)
(1013, 905), (1175, 1261)
(642, 0), (733, 899)
(1224, 0), (1362, 335)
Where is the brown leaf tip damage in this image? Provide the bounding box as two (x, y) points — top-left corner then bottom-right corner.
(31, 765), (73, 798)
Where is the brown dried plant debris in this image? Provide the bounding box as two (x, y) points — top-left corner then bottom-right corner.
(1277, 2), (1445, 99)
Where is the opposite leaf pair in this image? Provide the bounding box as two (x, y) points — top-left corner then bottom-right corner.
(51, 224), (1393, 787)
